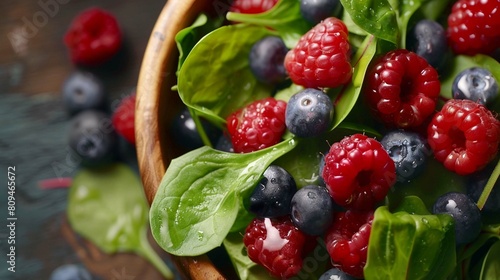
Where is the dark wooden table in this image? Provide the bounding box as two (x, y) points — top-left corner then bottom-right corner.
(0, 1), (182, 279)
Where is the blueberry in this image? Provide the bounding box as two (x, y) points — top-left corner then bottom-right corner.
(380, 130), (429, 182)
(215, 134), (234, 153)
(68, 110), (117, 167)
(50, 264), (93, 280)
(452, 67), (499, 106)
(290, 185), (334, 236)
(249, 165), (297, 218)
(432, 192), (482, 245)
(62, 71), (107, 116)
(466, 163), (500, 214)
(300, 0), (342, 24)
(171, 108), (222, 150)
(249, 36), (288, 85)
(407, 19), (448, 71)
(285, 88), (334, 137)
(319, 267), (356, 280)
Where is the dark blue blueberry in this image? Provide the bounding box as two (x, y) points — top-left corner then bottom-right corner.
(290, 185), (334, 236)
(285, 88), (334, 138)
(215, 134), (234, 153)
(171, 108), (222, 151)
(432, 192), (482, 245)
(68, 110), (117, 167)
(249, 165), (297, 218)
(407, 19), (448, 71)
(62, 71), (107, 116)
(300, 0), (342, 24)
(380, 130), (430, 182)
(466, 163), (500, 214)
(249, 36), (288, 85)
(319, 267), (356, 280)
(452, 67), (499, 106)
(50, 264), (93, 280)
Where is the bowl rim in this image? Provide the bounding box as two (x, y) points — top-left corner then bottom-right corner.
(136, 0), (226, 279)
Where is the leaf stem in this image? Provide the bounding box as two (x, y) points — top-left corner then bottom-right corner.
(477, 159), (500, 210)
(137, 229), (174, 279)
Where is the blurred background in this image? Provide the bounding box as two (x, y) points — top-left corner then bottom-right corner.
(0, 1), (178, 279)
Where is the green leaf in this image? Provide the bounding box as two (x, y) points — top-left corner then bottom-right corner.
(330, 34), (377, 129)
(226, 0), (311, 48)
(150, 138), (298, 256)
(418, 0), (453, 21)
(67, 164), (173, 279)
(175, 14), (223, 73)
(480, 241), (500, 279)
(340, 0), (399, 44)
(364, 196), (456, 280)
(397, 0), (423, 49)
(177, 24), (274, 127)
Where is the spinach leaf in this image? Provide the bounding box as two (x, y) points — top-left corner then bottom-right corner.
(175, 14), (223, 73)
(177, 24), (274, 127)
(67, 164), (173, 279)
(364, 196), (456, 280)
(480, 241), (500, 279)
(226, 0), (311, 48)
(150, 138), (298, 256)
(330, 34), (377, 130)
(419, 0), (453, 21)
(340, 0), (399, 44)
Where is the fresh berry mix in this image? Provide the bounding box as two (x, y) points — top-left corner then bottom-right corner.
(452, 67), (499, 106)
(68, 110), (117, 167)
(243, 216), (314, 279)
(380, 130), (429, 182)
(432, 192), (482, 245)
(112, 94), (136, 145)
(249, 36), (289, 85)
(300, 0), (342, 24)
(407, 19), (448, 72)
(284, 17), (352, 89)
(364, 49), (441, 129)
(230, 0), (279, 14)
(447, 0), (500, 56)
(322, 134), (397, 210)
(285, 88), (334, 137)
(290, 185), (334, 236)
(249, 165), (297, 218)
(325, 210), (374, 279)
(427, 99), (500, 175)
(319, 267), (357, 280)
(172, 108), (222, 151)
(61, 70), (107, 116)
(49, 264), (93, 280)
(64, 8), (122, 66)
(226, 97), (287, 153)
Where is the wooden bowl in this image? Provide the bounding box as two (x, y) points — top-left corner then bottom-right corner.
(136, 0), (233, 279)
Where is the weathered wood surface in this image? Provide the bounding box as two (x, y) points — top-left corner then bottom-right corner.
(0, 1), (182, 279)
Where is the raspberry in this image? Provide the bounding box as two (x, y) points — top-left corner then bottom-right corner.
(230, 0), (278, 14)
(243, 216), (314, 279)
(284, 17), (352, 89)
(427, 99), (500, 175)
(112, 94), (136, 145)
(322, 134), (396, 210)
(447, 0), (500, 56)
(64, 8), (122, 66)
(325, 210), (374, 279)
(364, 49), (441, 129)
(226, 97), (287, 153)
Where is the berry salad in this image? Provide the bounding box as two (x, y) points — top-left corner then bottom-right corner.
(149, 0), (500, 279)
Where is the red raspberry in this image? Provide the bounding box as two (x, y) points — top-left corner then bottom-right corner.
(230, 0), (278, 14)
(447, 0), (500, 56)
(284, 17), (352, 89)
(364, 49), (441, 129)
(226, 97), (287, 153)
(325, 210), (374, 279)
(427, 99), (500, 175)
(64, 8), (122, 66)
(322, 134), (396, 210)
(243, 216), (315, 279)
(112, 94), (136, 145)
